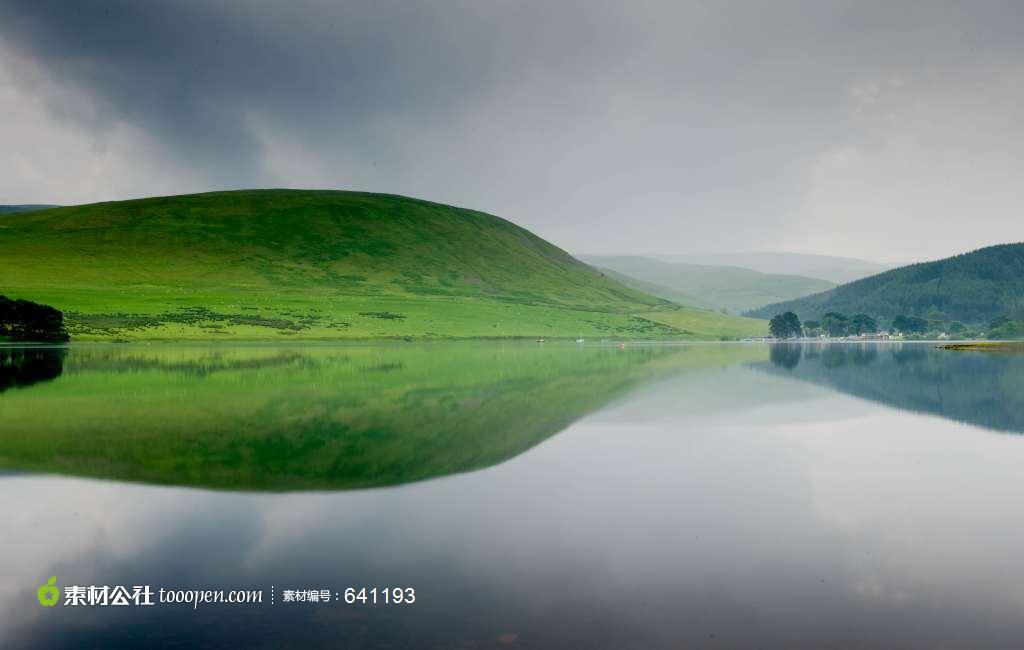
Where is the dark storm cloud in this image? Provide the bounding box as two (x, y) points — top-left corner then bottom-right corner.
(0, 0), (639, 181)
(3, 0), (1024, 260)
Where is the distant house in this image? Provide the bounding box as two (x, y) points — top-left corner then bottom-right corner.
(859, 332), (890, 341)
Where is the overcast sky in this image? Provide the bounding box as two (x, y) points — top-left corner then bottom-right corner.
(2, 0), (1023, 262)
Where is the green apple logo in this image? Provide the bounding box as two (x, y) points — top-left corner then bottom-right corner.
(37, 576), (59, 607)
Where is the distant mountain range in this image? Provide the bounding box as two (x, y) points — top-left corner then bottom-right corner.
(653, 252), (891, 284)
(580, 255), (835, 314)
(0, 205), (59, 215)
(748, 243), (1024, 325)
(597, 267), (715, 310)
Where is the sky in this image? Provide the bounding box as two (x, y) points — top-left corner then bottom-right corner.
(2, 0), (1023, 263)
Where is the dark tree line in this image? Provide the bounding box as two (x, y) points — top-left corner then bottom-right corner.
(769, 311), (802, 338)
(892, 314), (928, 334)
(771, 308), (1020, 338)
(771, 310), (881, 338)
(816, 312), (878, 336)
(0, 296), (69, 342)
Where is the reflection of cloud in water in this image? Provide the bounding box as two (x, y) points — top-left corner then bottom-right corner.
(5, 344), (1024, 647)
(790, 409), (1024, 613)
(0, 477), (259, 638)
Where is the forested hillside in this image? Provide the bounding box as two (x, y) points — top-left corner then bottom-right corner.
(748, 244), (1024, 325)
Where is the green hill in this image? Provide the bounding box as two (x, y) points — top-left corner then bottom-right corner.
(0, 189), (765, 340)
(747, 243), (1024, 325)
(580, 255), (834, 314)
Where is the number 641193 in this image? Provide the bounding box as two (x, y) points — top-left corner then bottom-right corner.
(343, 587), (415, 605)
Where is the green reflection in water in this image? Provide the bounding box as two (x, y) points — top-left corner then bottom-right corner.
(0, 343), (765, 491)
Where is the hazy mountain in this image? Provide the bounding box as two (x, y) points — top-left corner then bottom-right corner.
(581, 255), (834, 314)
(654, 252), (891, 284)
(0, 205), (59, 215)
(596, 267), (715, 310)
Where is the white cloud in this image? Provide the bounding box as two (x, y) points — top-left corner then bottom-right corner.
(791, 67), (1024, 262)
(0, 41), (203, 204)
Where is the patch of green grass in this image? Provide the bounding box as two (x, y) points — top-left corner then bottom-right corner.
(0, 190), (766, 340)
(939, 342), (1024, 352)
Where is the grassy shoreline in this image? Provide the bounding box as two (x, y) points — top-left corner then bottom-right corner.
(938, 341), (1024, 352)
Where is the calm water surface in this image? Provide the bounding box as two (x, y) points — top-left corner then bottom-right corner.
(1, 342), (1023, 648)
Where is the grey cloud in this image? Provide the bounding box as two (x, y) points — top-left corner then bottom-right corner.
(2, 0), (1024, 260)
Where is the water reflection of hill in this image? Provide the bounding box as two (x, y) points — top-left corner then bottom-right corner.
(0, 348), (65, 393)
(752, 343), (1024, 434)
(0, 344), (758, 491)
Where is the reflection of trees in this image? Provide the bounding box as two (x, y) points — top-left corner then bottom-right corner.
(890, 345), (927, 365)
(821, 345), (847, 368)
(812, 344), (879, 368)
(769, 344), (802, 369)
(850, 346), (878, 366)
(752, 343), (1024, 434)
(0, 348), (65, 393)
(770, 342), (880, 370)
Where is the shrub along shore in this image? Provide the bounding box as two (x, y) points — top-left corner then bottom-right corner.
(0, 296), (69, 343)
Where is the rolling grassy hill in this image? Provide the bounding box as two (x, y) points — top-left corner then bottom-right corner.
(0, 189), (766, 340)
(580, 255), (834, 314)
(748, 243), (1024, 325)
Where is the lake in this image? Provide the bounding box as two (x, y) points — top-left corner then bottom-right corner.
(2, 341), (1024, 648)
